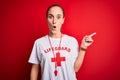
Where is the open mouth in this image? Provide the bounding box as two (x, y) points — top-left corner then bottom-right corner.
(53, 26), (56, 28)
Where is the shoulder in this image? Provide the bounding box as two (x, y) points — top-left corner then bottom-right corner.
(34, 35), (48, 44)
(64, 34), (78, 42)
(64, 34), (77, 41)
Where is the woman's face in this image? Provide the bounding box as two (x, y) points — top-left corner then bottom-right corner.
(47, 6), (65, 34)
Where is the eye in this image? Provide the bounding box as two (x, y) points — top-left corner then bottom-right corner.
(48, 14), (53, 19)
(57, 16), (61, 19)
(57, 14), (62, 19)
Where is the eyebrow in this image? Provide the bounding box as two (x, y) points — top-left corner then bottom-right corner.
(48, 14), (53, 16)
(48, 14), (62, 16)
(57, 14), (62, 16)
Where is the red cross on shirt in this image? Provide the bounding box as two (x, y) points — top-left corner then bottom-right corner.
(51, 52), (66, 66)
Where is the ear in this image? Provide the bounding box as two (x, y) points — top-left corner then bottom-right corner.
(62, 17), (65, 24)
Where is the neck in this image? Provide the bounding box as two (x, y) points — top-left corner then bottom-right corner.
(48, 32), (62, 38)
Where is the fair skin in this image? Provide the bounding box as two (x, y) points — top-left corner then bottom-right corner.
(30, 6), (96, 80)
(30, 64), (39, 80)
(47, 6), (65, 38)
(74, 32), (96, 72)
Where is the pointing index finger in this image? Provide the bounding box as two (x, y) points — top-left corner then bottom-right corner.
(89, 32), (96, 37)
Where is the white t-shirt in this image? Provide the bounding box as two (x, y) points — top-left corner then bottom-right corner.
(28, 34), (79, 80)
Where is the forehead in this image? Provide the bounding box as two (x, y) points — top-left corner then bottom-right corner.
(48, 6), (63, 15)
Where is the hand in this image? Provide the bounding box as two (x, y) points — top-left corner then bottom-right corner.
(81, 32), (96, 49)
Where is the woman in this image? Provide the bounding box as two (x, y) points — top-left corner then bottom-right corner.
(28, 4), (96, 80)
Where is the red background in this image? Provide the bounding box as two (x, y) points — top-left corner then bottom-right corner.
(1, 0), (120, 80)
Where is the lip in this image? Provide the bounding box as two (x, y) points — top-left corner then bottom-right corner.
(51, 26), (57, 30)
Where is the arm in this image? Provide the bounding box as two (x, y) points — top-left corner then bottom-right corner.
(74, 32), (96, 72)
(30, 64), (39, 80)
(74, 49), (86, 72)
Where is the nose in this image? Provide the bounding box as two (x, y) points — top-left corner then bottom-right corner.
(52, 18), (56, 24)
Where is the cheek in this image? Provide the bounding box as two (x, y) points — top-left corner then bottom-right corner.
(47, 20), (52, 26)
(60, 19), (64, 24)
(58, 20), (64, 26)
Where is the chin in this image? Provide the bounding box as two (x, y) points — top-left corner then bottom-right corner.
(51, 30), (58, 34)
(52, 30), (61, 35)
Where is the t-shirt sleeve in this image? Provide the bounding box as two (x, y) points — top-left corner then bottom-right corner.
(28, 40), (40, 64)
(69, 37), (79, 65)
(72, 38), (79, 59)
